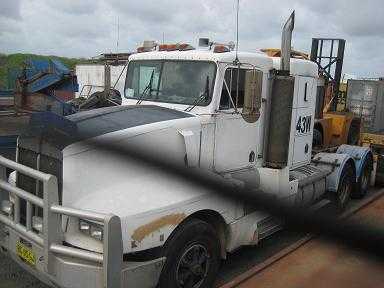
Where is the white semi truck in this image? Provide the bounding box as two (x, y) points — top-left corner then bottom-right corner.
(0, 13), (373, 288)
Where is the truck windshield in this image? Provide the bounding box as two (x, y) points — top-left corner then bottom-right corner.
(124, 60), (216, 106)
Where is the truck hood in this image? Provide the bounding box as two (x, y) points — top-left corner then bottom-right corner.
(61, 104), (203, 217)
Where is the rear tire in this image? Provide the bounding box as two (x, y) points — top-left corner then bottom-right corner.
(158, 219), (221, 288)
(352, 155), (373, 199)
(334, 162), (355, 211)
(313, 128), (323, 149)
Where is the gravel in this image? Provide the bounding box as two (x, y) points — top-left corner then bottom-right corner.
(0, 254), (49, 288)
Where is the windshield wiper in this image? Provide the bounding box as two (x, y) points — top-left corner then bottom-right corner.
(136, 69), (155, 104)
(185, 76), (210, 112)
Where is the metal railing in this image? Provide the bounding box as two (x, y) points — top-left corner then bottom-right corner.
(0, 155), (122, 288)
(79, 85), (105, 98)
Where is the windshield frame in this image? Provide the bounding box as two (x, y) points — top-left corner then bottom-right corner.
(124, 59), (217, 107)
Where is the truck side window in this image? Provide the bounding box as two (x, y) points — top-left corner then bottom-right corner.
(220, 68), (246, 110)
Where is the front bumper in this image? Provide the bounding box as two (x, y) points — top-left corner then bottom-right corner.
(0, 226), (165, 288)
(0, 155), (165, 288)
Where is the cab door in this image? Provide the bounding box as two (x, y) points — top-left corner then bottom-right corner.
(213, 67), (261, 172)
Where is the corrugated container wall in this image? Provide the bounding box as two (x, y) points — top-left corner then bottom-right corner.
(346, 79), (384, 133)
(75, 64), (127, 98)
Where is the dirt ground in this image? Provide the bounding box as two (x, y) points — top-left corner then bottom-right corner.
(228, 194), (384, 288)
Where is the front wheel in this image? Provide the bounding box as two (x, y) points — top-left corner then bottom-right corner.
(158, 219), (221, 288)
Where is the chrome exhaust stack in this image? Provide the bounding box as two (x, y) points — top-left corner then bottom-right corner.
(280, 11), (295, 74)
(264, 11), (296, 168)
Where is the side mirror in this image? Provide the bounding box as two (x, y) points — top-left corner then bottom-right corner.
(242, 70), (263, 123)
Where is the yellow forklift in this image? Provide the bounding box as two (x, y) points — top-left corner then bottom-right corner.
(262, 40), (361, 150)
(310, 38), (361, 150)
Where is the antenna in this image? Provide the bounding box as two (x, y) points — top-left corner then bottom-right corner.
(235, 0), (240, 64)
(116, 16), (120, 53)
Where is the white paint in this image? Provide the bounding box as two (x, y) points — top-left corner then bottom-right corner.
(288, 76), (317, 169)
(75, 64), (127, 98)
(64, 49), (330, 255)
(9, 48), (360, 261)
(214, 112), (260, 172)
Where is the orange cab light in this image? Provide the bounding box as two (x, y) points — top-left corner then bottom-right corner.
(159, 44), (178, 51)
(167, 44), (178, 51)
(137, 47), (145, 53)
(159, 44), (168, 51)
(179, 43), (195, 51)
(214, 45), (230, 53)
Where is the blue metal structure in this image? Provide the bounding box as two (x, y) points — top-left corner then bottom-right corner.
(14, 58), (78, 116)
(0, 59), (79, 159)
(25, 59), (78, 94)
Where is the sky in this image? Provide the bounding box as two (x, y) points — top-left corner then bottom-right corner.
(0, 0), (383, 78)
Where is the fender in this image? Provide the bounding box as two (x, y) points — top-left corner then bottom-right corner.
(337, 144), (372, 180)
(312, 152), (355, 193)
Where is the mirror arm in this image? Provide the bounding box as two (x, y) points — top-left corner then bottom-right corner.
(223, 78), (238, 113)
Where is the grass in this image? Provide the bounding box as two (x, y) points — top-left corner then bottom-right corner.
(0, 53), (89, 89)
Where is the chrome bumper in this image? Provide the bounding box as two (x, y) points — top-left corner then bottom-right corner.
(0, 155), (164, 288)
(0, 225), (165, 288)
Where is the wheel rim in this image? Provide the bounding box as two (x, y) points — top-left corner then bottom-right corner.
(176, 244), (210, 288)
(339, 180), (351, 207)
(361, 169), (370, 192)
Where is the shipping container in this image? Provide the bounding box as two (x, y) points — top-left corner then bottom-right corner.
(346, 79), (384, 132)
(75, 64), (127, 98)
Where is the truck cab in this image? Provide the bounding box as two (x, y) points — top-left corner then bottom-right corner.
(122, 46), (320, 199)
(0, 13), (373, 288)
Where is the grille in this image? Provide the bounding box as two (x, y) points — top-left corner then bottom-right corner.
(17, 147), (63, 225)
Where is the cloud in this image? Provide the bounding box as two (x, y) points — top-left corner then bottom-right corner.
(44, 0), (99, 15)
(0, 0), (22, 19)
(0, 0), (382, 77)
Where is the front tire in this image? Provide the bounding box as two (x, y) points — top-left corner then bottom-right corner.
(158, 219), (221, 288)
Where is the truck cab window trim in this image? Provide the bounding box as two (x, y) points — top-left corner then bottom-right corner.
(124, 60), (217, 107)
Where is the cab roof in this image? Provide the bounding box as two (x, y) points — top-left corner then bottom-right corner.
(129, 49), (319, 77)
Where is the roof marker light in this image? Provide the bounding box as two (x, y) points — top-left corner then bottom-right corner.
(137, 40), (157, 53)
(158, 44), (178, 51)
(158, 43), (195, 52)
(167, 44), (178, 51)
(137, 47), (146, 53)
(179, 43), (195, 51)
(214, 45), (230, 53)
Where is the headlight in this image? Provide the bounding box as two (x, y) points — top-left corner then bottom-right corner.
(32, 216), (43, 233)
(1, 200), (13, 216)
(90, 225), (103, 241)
(79, 220), (103, 241)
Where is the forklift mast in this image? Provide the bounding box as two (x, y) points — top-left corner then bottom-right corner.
(310, 38), (346, 112)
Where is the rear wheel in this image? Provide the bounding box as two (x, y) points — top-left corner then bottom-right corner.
(334, 162), (355, 211)
(158, 219), (221, 288)
(312, 128), (323, 149)
(352, 155), (373, 199)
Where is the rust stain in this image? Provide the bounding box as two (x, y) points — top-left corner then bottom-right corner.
(132, 213), (186, 242)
